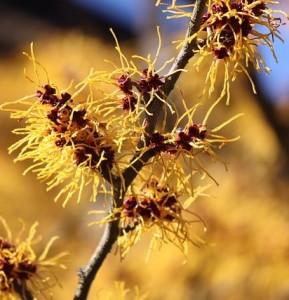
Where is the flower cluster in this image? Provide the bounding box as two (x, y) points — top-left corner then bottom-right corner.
(117, 68), (164, 112)
(200, 0), (284, 61)
(122, 178), (181, 223)
(117, 73), (138, 112)
(138, 68), (164, 94)
(177, 0), (288, 102)
(111, 178), (207, 258)
(0, 28), (173, 206)
(0, 217), (67, 299)
(155, 0), (289, 101)
(1, 82), (119, 206)
(37, 84), (115, 170)
(104, 26), (178, 117)
(149, 123), (207, 153)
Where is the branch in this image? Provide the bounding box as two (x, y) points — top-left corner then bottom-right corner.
(74, 177), (123, 300)
(73, 1), (207, 298)
(73, 218), (120, 300)
(123, 0), (207, 186)
(163, 0), (207, 96)
(14, 280), (34, 300)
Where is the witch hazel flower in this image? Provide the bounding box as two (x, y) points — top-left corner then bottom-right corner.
(1, 80), (120, 207)
(0, 217), (67, 299)
(0, 26), (179, 207)
(107, 177), (208, 258)
(83, 26), (170, 107)
(156, 0), (288, 102)
(103, 26), (180, 114)
(93, 98), (242, 258)
(70, 27), (180, 166)
(0, 41), (155, 206)
(116, 68), (164, 113)
(145, 97), (243, 193)
(175, 0), (288, 103)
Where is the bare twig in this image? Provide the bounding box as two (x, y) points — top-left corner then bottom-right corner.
(14, 280), (34, 300)
(123, 0), (207, 187)
(74, 176), (123, 300)
(73, 1), (207, 299)
(74, 219), (120, 299)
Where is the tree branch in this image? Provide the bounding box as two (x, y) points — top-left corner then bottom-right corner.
(162, 0), (207, 96)
(74, 177), (123, 300)
(73, 218), (120, 300)
(14, 280), (34, 300)
(123, 0), (207, 186)
(73, 1), (207, 299)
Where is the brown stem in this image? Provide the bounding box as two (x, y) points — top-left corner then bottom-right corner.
(73, 218), (120, 300)
(14, 280), (34, 300)
(162, 0), (207, 96)
(74, 177), (123, 300)
(123, 0), (207, 186)
(73, 1), (207, 299)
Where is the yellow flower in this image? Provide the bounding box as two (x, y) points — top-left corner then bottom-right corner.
(141, 97), (242, 193)
(84, 27), (180, 116)
(1, 82), (118, 206)
(116, 177), (208, 259)
(177, 0), (288, 103)
(90, 96), (242, 258)
(0, 217), (67, 299)
(0, 27), (179, 206)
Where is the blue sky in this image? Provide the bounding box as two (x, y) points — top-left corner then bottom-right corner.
(256, 17), (289, 103)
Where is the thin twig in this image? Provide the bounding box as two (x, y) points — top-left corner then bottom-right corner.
(14, 280), (34, 300)
(74, 176), (123, 300)
(73, 1), (207, 299)
(74, 219), (120, 299)
(123, 0), (207, 187)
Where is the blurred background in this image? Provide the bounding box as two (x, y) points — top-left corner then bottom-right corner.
(0, 1), (289, 299)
